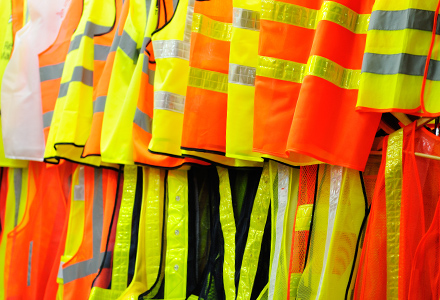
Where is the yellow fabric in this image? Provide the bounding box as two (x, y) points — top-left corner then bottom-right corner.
(117, 167), (165, 300)
(149, 0), (193, 157)
(0, 168), (29, 300)
(101, 0), (148, 165)
(164, 169), (189, 300)
(217, 167), (236, 300)
(44, 0), (116, 166)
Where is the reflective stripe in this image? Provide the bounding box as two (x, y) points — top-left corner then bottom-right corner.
(133, 108), (153, 133)
(229, 63), (256, 86)
(188, 67), (228, 93)
(152, 40), (190, 60)
(94, 44), (111, 61)
(58, 66), (94, 97)
(295, 204), (314, 231)
(74, 167), (85, 201)
(14, 169), (22, 227)
(185, 1), (195, 42)
(40, 62), (65, 82)
(93, 96), (107, 113)
(369, 9), (440, 32)
(43, 111), (54, 128)
(63, 251), (112, 284)
(110, 34), (122, 52)
(268, 164), (289, 300)
(120, 31), (140, 62)
(257, 55), (361, 89)
(385, 130), (403, 300)
(148, 68), (155, 85)
(232, 7), (260, 31)
(362, 53), (440, 81)
(69, 22), (113, 52)
(191, 13), (232, 41)
(316, 165), (342, 299)
(27, 241), (33, 286)
(261, 0), (370, 34)
(154, 91), (185, 114)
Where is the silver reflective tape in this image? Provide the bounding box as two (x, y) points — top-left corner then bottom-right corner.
(40, 62), (65, 82)
(153, 40), (190, 60)
(43, 111), (54, 128)
(173, 0), (178, 10)
(229, 63), (256, 86)
(268, 164), (289, 300)
(148, 68), (155, 85)
(93, 169), (103, 256)
(120, 31), (140, 62)
(58, 66), (94, 97)
(233, 7), (260, 31)
(69, 22), (113, 52)
(142, 55), (149, 75)
(93, 96), (107, 113)
(110, 33), (122, 52)
(14, 169), (22, 227)
(154, 91), (185, 114)
(63, 251), (112, 284)
(58, 261), (64, 280)
(27, 241), (33, 286)
(133, 108), (153, 133)
(184, 1), (195, 43)
(316, 165), (343, 299)
(369, 9), (439, 32)
(74, 167), (85, 201)
(94, 44), (111, 61)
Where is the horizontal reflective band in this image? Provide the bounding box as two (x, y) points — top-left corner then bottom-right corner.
(258, 55), (360, 89)
(154, 91), (185, 113)
(369, 9), (440, 32)
(362, 53), (440, 81)
(152, 40), (190, 60)
(93, 96), (107, 113)
(261, 0), (370, 34)
(63, 251), (112, 284)
(133, 108), (153, 133)
(233, 7), (260, 31)
(120, 31), (140, 62)
(192, 13), (232, 41)
(229, 63), (257, 86)
(58, 66), (94, 97)
(188, 67), (228, 93)
(43, 110), (54, 128)
(110, 34), (122, 52)
(40, 62), (65, 82)
(69, 22), (113, 52)
(94, 44), (110, 61)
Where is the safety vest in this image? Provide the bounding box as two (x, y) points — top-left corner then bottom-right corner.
(44, 0), (121, 167)
(61, 167), (119, 300)
(4, 162), (75, 299)
(1, 0), (67, 161)
(253, 0), (380, 171)
(357, 0), (440, 116)
(354, 123), (440, 299)
(11, 0), (27, 40)
(39, 0), (83, 144)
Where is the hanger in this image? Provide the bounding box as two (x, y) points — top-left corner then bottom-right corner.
(370, 117), (440, 161)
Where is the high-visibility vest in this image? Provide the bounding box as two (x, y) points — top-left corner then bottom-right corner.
(4, 162), (75, 299)
(11, 0), (27, 40)
(61, 167), (119, 300)
(356, 0), (440, 116)
(354, 123), (440, 299)
(254, 0), (381, 171)
(44, 0), (121, 167)
(1, 0), (67, 161)
(39, 0), (83, 145)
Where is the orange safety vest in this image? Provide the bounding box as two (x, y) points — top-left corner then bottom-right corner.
(180, 0), (232, 156)
(61, 167), (120, 300)
(4, 161), (75, 299)
(254, 0), (381, 171)
(354, 123), (440, 299)
(38, 0), (83, 143)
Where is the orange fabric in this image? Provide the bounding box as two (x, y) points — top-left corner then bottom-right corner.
(0, 168), (8, 239)
(4, 161), (75, 300)
(354, 124), (440, 299)
(38, 0), (83, 142)
(180, 0), (232, 154)
(11, 0), (25, 43)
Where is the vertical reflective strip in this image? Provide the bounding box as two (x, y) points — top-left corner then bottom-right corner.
(112, 166), (137, 291)
(237, 163), (271, 300)
(185, 0), (195, 43)
(316, 165), (343, 299)
(93, 169), (103, 258)
(43, 111), (54, 128)
(14, 169), (22, 227)
(74, 167), (85, 201)
(148, 68), (155, 85)
(133, 108), (153, 133)
(385, 130), (403, 299)
(94, 44), (111, 61)
(268, 164), (289, 300)
(27, 241), (33, 286)
(93, 96), (107, 113)
(217, 167), (236, 300)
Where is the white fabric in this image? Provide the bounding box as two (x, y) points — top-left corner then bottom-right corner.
(1, 0), (70, 161)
